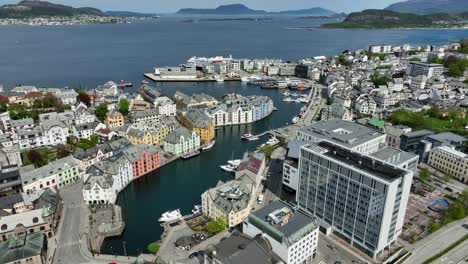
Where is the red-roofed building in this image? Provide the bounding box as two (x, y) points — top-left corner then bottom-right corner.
(235, 152), (265, 183)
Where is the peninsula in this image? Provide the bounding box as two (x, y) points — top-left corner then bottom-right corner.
(176, 4), (336, 16)
(321, 9), (468, 29)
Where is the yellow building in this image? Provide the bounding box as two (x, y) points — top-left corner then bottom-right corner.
(105, 110), (124, 128)
(127, 128), (160, 146)
(179, 109), (215, 145)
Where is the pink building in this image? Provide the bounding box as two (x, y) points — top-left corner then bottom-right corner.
(122, 144), (161, 178)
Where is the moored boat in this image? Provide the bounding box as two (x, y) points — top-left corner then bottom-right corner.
(227, 159), (241, 166)
(241, 133), (253, 140)
(220, 164), (237, 172)
(292, 116), (300, 124)
(202, 140), (216, 150)
(159, 209), (182, 222)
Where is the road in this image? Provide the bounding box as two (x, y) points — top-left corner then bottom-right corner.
(404, 217), (468, 264)
(262, 147), (286, 205)
(312, 234), (366, 264)
(436, 239), (468, 264)
(54, 181), (90, 264)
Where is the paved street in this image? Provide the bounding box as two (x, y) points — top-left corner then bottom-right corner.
(54, 181), (89, 264)
(262, 147), (286, 205)
(312, 234), (367, 264)
(436, 239), (468, 264)
(404, 217), (468, 264)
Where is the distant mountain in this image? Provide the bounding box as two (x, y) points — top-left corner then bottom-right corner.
(177, 4), (335, 16)
(322, 9), (468, 29)
(0, 0), (106, 18)
(385, 0), (468, 15)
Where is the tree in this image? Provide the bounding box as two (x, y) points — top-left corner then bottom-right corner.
(371, 72), (391, 86)
(419, 167), (431, 182)
(0, 101), (7, 113)
(409, 57), (421, 62)
(446, 202), (465, 220)
(443, 172), (453, 183)
(76, 89), (91, 106)
(27, 149), (46, 167)
(56, 145), (72, 159)
(326, 98), (334, 105)
(206, 218), (227, 234)
(118, 98), (130, 116)
(147, 242), (160, 254)
(95, 103), (108, 122)
(426, 107), (441, 118)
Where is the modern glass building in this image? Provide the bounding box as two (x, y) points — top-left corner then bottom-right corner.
(296, 141), (414, 258)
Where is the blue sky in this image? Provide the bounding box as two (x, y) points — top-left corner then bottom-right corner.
(0, 0), (403, 13)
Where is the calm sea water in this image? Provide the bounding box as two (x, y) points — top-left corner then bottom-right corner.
(1, 17), (467, 256)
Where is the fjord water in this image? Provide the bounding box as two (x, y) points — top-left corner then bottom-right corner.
(0, 16), (467, 255)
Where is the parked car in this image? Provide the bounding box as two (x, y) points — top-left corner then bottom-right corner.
(258, 194), (264, 204)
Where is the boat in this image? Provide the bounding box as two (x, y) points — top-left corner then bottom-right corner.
(241, 133), (254, 140)
(182, 151), (200, 160)
(227, 159), (241, 166)
(283, 97), (293, 102)
(276, 80), (288, 89)
(282, 91), (290, 96)
(292, 116), (300, 124)
(220, 164), (237, 172)
(141, 80), (149, 84)
(192, 205), (202, 215)
(119, 80), (133, 87)
(159, 209), (182, 222)
(260, 82), (277, 89)
(273, 106), (278, 111)
(202, 140), (216, 150)
(298, 97), (309, 103)
(214, 76), (224, 82)
(241, 76), (250, 82)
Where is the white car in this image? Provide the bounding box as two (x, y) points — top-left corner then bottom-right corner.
(257, 194), (264, 204)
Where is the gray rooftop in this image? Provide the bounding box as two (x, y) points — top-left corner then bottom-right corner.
(427, 132), (466, 145)
(248, 200), (317, 245)
(403, 129), (434, 138)
(297, 120), (385, 149)
(286, 140), (309, 160)
(304, 141), (408, 182)
(370, 147), (418, 167)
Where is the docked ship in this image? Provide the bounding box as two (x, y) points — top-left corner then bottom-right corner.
(220, 164), (237, 172)
(202, 140), (216, 150)
(182, 151), (200, 160)
(159, 209), (182, 222)
(292, 116), (300, 124)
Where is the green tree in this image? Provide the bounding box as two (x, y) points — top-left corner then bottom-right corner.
(326, 98), (334, 105)
(409, 57), (421, 62)
(147, 242), (160, 254)
(371, 72), (391, 86)
(428, 221), (441, 233)
(446, 202), (465, 220)
(26, 149), (47, 167)
(76, 89), (91, 106)
(426, 107), (441, 118)
(419, 167), (431, 182)
(206, 218), (227, 234)
(95, 103), (108, 122)
(0, 101), (7, 113)
(56, 145), (73, 159)
(443, 172), (453, 183)
(118, 98), (130, 116)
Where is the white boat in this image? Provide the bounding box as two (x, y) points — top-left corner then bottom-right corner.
(220, 164), (237, 172)
(159, 209), (182, 222)
(276, 80), (288, 89)
(292, 116), (300, 124)
(241, 133), (253, 140)
(283, 97), (293, 102)
(215, 76), (224, 82)
(293, 99), (302, 103)
(282, 91), (290, 96)
(202, 140), (216, 150)
(182, 151), (200, 160)
(298, 97), (309, 103)
(192, 205), (202, 215)
(228, 159), (241, 166)
(241, 76), (250, 82)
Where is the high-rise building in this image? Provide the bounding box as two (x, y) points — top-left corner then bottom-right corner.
(296, 141), (414, 258)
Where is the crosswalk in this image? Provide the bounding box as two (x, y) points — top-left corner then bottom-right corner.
(56, 240), (81, 249)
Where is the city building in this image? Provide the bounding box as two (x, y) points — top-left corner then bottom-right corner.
(122, 144), (161, 178)
(139, 85), (161, 105)
(83, 154), (133, 204)
(201, 173), (256, 228)
(72, 144), (113, 171)
(282, 141), (308, 193)
(297, 141), (414, 258)
(428, 146), (468, 183)
(129, 109), (161, 131)
(72, 122), (105, 140)
(105, 110), (124, 128)
(384, 125), (412, 149)
(0, 232), (47, 264)
(320, 102), (352, 122)
(178, 109), (215, 144)
(153, 66), (197, 79)
(20, 156), (81, 193)
(243, 200), (319, 264)
(369, 45), (393, 54)
(203, 231), (282, 264)
(0, 166), (22, 197)
(296, 120), (386, 155)
(154, 96), (177, 116)
(127, 128), (163, 146)
(0, 207), (57, 241)
(399, 129), (434, 154)
(408, 62), (444, 78)
(163, 127), (200, 156)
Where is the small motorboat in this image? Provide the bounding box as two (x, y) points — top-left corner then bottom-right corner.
(247, 136), (259, 141)
(292, 116), (300, 124)
(241, 133), (254, 140)
(182, 151), (200, 160)
(220, 164), (237, 172)
(282, 91), (290, 96)
(192, 205), (202, 215)
(227, 159), (241, 166)
(283, 97), (293, 102)
(159, 209), (182, 222)
(202, 140), (215, 150)
(141, 80), (149, 84)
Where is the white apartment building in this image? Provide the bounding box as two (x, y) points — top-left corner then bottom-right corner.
(243, 201), (319, 264)
(355, 95), (377, 115)
(297, 141), (414, 258)
(154, 96), (177, 116)
(408, 62), (444, 78)
(428, 146), (468, 183)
